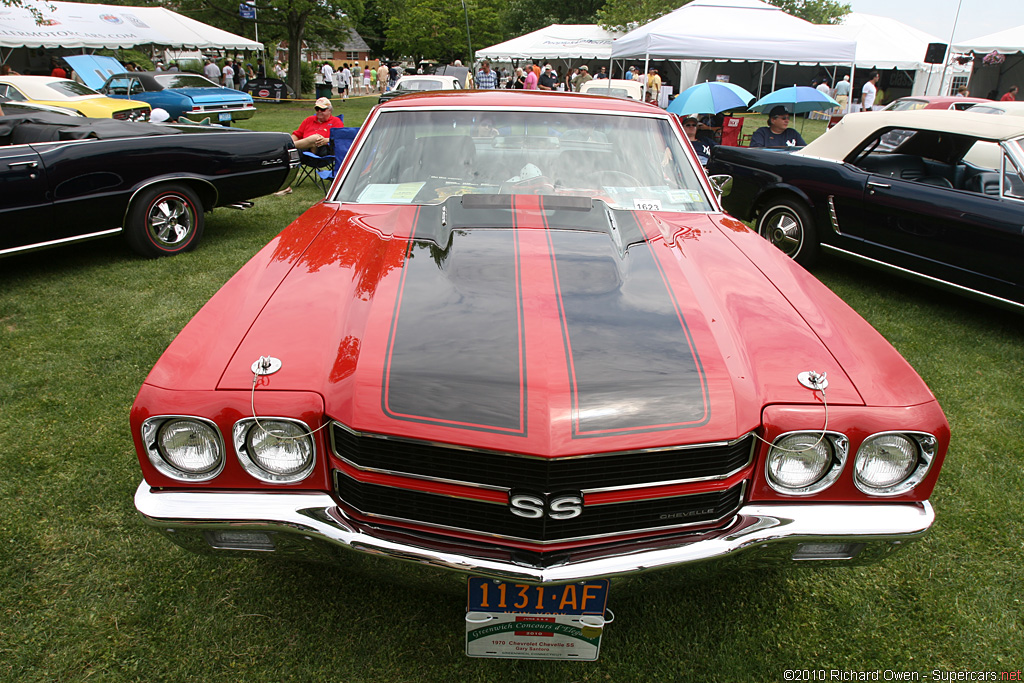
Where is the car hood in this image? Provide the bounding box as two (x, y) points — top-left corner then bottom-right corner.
(148, 197), (934, 456)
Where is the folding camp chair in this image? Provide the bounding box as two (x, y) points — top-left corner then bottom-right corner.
(294, 148), (335, 193)
(294, 115), (343, 193)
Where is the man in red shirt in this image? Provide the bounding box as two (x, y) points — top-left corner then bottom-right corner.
(1001, 86), (1018, 102)
(291, 97), (343, 151)
(50, 58), (66, 79)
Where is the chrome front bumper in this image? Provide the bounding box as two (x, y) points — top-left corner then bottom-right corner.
(135, 480), (934, 584)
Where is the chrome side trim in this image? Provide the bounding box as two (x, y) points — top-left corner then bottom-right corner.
(821, 244), (1024, 312)
(0, 228), (123, 257)
(827, 195), (842, 235)
(135, 480), (935, 583)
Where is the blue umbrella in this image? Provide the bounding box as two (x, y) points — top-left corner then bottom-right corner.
(749, 85), (840, 114)
(668, 81), (755, 116)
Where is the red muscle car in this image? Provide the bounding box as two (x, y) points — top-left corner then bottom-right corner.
(131, 90), (949, 584)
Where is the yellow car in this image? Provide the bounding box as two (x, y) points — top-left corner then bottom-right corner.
(0, 75), (150, 120)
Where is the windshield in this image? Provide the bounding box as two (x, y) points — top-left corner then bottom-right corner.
(335, 109), (713, 212)
(397, 79), (446, 92)
(155, 74), (217, 89)
(45, 80), (100, 97)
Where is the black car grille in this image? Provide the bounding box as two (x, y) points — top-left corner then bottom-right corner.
(333, 470), (745, 543)
(330, 423), (753, 491)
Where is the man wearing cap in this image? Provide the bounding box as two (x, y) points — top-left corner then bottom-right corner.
(682, 116), (716, 166)
(572, 65), (592, 92)
(538, 64), (558, 91)
(291, 97), (344, 151)
(750, 106), (806, 148)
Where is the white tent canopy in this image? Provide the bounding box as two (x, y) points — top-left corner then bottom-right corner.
(610, 0), (856, 64)
(819, 13), (943, 71)
(817, 13), (969, 96)
(955, 25), (1024, 54)
(0, 0), (261, 50)
(476, 25), (621, 62)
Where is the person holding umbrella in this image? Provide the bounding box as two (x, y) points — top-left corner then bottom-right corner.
(750, 106), (806, 148)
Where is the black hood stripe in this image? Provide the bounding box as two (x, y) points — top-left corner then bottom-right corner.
(381, 198), (528, 435)
(544, 203), (710, 437)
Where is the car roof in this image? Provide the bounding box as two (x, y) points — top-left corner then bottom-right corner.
(967, 101), (1024, 116)
(800, 109), (1024, 160)
(378, 88), (663, 114)
(0, 75), (98, 98)
(892, 95), (989, 106)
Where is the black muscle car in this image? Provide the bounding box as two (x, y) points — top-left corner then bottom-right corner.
(707, 110), (1024, 311)
(0, 112), (298, 259)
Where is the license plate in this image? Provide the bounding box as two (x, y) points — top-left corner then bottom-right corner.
(218, 112), (232, 122)
(465, 578), (610, 660)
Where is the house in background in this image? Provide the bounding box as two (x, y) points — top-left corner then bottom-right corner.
(276, 29), (371, 67)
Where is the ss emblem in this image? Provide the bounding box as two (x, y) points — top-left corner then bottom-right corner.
(509, 491), (583, 520)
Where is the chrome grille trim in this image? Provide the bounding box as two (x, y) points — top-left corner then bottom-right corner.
(330, 421), (755, 493)
(333, 469), (747, 545)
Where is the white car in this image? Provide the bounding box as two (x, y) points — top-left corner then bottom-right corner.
(378, 75), (462, 104)
(966, 101), (1024, 117)
(578, 78), (644, 101)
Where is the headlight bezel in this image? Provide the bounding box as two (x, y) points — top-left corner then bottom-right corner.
(765, 430), (848, 496)
(141, 415), (226, 482)
(853, 431), (937, 497)
(232, 417), (317, 484)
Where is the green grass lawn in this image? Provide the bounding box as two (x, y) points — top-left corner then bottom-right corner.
(0, 99), (1021, 682)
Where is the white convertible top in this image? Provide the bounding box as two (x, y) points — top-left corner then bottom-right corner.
(799, 110), (1024, 161)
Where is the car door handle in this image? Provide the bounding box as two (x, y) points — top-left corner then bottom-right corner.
(867, 181), (891, 191)
(8, 160), (38, 169)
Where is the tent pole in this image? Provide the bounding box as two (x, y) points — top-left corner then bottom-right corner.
(849, 63), (856, 113)
(642, 53), (650, 101)
(771, 62), (777, 91)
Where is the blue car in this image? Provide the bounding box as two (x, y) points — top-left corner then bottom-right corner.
(66, 56), (255, 125)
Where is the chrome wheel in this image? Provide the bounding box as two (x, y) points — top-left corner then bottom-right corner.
(756, 199), (818, 267)
(126, 183), (205, 258)
(762, 209), (803, 257)
(147, 193), (196, 249)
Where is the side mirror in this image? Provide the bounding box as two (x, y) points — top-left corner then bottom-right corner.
(708, 174), (733, 198)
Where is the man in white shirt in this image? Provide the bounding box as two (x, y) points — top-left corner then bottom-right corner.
(862, 72), (879, 111)
(203, 58), (220, 83)
(320, 61), (334, 99)
(339, 64), (351, 100)
(222, 60), (235, 89)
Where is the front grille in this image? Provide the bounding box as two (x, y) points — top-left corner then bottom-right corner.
(330, 422), (752, 491)
(334, 470), (744, 543)
(113, 108), (148, 121)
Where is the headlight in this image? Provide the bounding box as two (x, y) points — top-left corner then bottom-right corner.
(141, 416), (225, 481)
(765, 431), (847, 495)
(854, 432), (936, 496)
(233, 418), (316, 483)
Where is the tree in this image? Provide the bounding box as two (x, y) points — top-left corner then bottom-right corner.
(767, 0), (850, 24)
(502, 0), (606, 38)
(378, 0), (502, 64)
(173, 0), (362, 94)
(598, 0), (849, 32)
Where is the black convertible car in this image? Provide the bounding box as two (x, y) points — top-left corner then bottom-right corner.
(0, 112), (298, 258)
(707, 110), (1024, 311)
